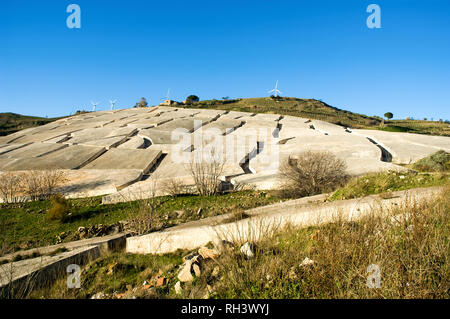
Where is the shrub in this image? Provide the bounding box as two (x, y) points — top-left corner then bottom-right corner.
(279, 151), (348, 197)
(0, 172), (24, 203)
(21, 170), (67, 201)
(413, 150), (450, 172)
(187, 149), (224, 196)
(46, 195), (71, 223)
(161, 178), (191, 197)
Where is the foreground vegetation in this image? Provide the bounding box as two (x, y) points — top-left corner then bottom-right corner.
(0, 191), (283, 255)
(30, 186), (449, 299)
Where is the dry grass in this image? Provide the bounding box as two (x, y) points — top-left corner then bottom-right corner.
(191, 188), (449, 299)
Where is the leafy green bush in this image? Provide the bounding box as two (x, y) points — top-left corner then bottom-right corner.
(413, 150), (450, 172)
(46, 195), (71, 223)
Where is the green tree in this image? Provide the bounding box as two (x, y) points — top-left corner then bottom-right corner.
(384, 112), (393, 120)
(186, 95), (199, 104)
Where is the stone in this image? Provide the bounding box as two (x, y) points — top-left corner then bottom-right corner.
(91, 292), (106, 299)
(174, 281), (183, 294)
(240, 242), (255, 258)
(177, 260), (194, 282)
(300, 257), (316, 267)
(198, 247), (219, 260)
(155, 277), (168, 287)
(192, 263), (201, 277)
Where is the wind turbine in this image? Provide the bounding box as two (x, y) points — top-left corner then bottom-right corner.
(109, 99), (117, 110)
(164, 88), (171, 101)
(268, 80), (282, 97)
(91, 101), (99, 112)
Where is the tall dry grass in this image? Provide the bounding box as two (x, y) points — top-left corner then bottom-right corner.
(194, 187), (449, 298)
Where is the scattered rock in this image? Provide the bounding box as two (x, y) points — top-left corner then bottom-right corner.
(211, 266), (220, 278)
(175, 210), (185, 218)
(178, 260), (194, 282)
(198, 247), (219, 260)
(156, 277), (168, 287)
(192, 263), (201, 277)
(91, 292), (106, 299)
(300, 257), (316, 267)
(240, 242), (255, 258)
(174, 281), (182, 294)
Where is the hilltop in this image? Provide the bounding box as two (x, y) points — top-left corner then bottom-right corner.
(185, 97), (450, 137)
(0, 113), (61, 136)
(1, 98), (449, 137)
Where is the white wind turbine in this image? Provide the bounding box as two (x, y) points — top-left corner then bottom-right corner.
(91, 101), (99, 112)
(268, 80), (282, 97)
(164, 88), (171, 101)
(109, 99), (117, 110)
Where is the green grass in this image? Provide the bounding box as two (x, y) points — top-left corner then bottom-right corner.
(181, 97), (450, 136)
(330, 171), (449, 201)
(412, 150), (450, 172)
(31, 187), (450, 299)
(29, 251), (186, 299)
(0, 191), (284, 254)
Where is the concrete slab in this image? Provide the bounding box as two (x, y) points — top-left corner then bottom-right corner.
(1, 145), (106, 170)
(0, 143), (67, 159)
(83, 148), (162, 172)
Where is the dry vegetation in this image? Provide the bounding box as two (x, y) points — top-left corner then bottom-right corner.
(279, 151), (349, 198)
(0, 170), (67, 203)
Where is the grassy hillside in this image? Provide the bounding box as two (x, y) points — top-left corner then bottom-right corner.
(0, 113), (61, 136)
(185, 97), (450, 136)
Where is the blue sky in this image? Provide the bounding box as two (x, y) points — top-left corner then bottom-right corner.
(1, 0), (449, 120)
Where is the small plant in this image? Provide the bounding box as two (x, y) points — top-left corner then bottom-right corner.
(0, 172), (24, 203)
(187, 149), (224, 196)
(279, 151), (349, 198)
(46, 195), (71, 223)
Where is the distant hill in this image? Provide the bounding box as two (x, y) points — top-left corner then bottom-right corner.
(0, 113), (61, 136)
(1, 98), (449, 137)
(184, 97), (450, 137)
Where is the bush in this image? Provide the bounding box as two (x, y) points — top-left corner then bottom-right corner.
(21, 170), (67, 201)
(186, 95), (200, 104)
(413, 150), (450, 172)
(47, 195), (71, 223)
(188, 149), (224, 196)
(280, 151), (348, 197)
(0, 172), (24, 203)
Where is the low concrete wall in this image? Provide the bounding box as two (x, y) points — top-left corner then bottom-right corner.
(126, 186), (443, 255)
(0, 233), (128, 297)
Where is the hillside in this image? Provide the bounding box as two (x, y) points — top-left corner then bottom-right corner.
(0, 113), (61, 136)
(185, 97), (450, 137)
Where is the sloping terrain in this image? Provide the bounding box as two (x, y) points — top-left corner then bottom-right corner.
(0, 113), (62, 136)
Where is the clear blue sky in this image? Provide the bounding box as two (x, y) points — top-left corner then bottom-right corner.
(1, 0), (449, 120)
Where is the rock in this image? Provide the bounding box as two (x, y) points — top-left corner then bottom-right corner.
(91, 292), (106, 299)
(192, 263), (201, 277)
(183, 252), (202, 263)
(174, 281), (182, 294)
(196, 208), (203, 216)
(156, 277), (168, 287)
(77, 226), (86, 233)
(178, 260), (194, 282)
(300, 257), (316, 267)
(175, 210), (185, 218)
(211, 266), (220, 278)
(198, 247), (219, 260)
(240, 242), (255, 258)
